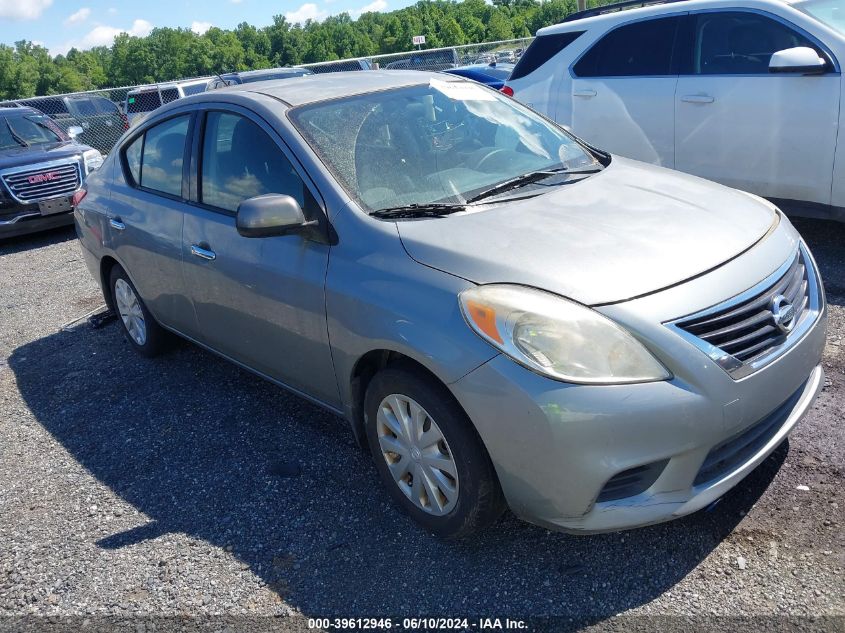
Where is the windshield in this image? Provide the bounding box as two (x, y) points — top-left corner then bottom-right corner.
(0, 113), (65, 149)
(796, 0), (845, 34)
(290, 80), (597, 212)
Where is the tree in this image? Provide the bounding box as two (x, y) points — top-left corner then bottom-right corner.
(0, 0), (607, 99)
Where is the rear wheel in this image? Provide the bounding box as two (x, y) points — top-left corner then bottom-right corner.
(109, 265), (171, 357)
(364, 365), (505, 538)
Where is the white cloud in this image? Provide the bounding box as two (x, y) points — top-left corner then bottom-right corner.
(107, 7), (118, 15)
(350, 0), (386, 16)
(230, 0), (243, 3)
(54, 18), (153, 55)
(191, 21), (213, 35)
(81, 19), (153, 46)
(65, 7), (91, 26)
(284, 3), (327, 24)
(0, 0), (52, 20)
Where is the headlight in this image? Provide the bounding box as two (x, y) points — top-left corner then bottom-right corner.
(83, 149), (104, 174)
(459, 284), (671, 384)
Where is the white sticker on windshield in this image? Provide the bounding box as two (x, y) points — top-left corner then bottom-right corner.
(429, 78), (497, 101)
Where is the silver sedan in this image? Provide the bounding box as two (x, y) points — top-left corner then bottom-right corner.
(74, 71), (826, 537)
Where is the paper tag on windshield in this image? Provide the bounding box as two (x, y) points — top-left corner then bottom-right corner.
(429, 78), (497, 101)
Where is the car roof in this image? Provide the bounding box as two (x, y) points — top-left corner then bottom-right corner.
(537, 0), (790, 34)
(188, 70), (448, 107)
(0, 105), (42, 116)
(225, 67), (310, 79)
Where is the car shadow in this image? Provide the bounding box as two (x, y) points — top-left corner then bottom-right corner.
(0, 224), (76, 254)
(9, 321), (786, 625)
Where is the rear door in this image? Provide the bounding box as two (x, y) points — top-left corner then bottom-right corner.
(569, 15), (684, 167)
(105, 112), (197, 334)
(180, 106), (339, 407)
(674, 10), (840, 205)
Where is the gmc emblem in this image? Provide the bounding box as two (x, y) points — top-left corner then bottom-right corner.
(28, 172), (59, 184)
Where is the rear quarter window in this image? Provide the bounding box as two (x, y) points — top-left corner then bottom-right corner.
(509, 31), (585, 80)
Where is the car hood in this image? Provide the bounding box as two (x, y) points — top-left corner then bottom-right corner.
(0, 142), (85, 171)
(396, 157), (777, 306)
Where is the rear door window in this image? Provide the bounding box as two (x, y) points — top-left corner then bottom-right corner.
(127, 91), (162, 114)
(160, 88), (180, 104)
(124, 115), (190, 196)
(574, 16), (682, 77)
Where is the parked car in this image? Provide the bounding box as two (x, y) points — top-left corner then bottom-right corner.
(75, 71), (826, 538)
(506, 0), (845, 222)
(1, 106), (102, 238)
(496, 50), (517, 63)
(304, 59), (373, 73)
(125, 79), (208, 126)
(385, 49), (460, 71)
(206, 67), (313, 90)
(0, 94), (128, 155)
(443, 62), (515, 89)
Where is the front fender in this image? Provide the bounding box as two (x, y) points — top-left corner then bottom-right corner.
(325, 205), (497, 420)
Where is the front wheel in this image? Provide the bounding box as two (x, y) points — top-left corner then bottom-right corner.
(364, 365), (505, 538)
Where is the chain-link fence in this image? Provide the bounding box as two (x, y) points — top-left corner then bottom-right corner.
(300, 37), (532, 72)
(0, 38), (531, 158)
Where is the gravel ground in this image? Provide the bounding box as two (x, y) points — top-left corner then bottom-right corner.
(0, 219), (843, 632)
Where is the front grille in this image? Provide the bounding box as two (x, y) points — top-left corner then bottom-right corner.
(669, 246), (820, 379)
(596, 459), (668, 503)
(1, 162), (81, 203)
(694, 381), (804, 486)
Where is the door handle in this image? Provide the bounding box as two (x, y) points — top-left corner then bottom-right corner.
(574, 89), (597, 98)
(191, 244), (216, 261)
(681, 94), (715, 104)
(109, 217), (125, 231)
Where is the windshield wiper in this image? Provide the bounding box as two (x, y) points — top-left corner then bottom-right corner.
(370, 203), (466, 219)
(4, 120), (29, 148)
(465, 165), (602, 204)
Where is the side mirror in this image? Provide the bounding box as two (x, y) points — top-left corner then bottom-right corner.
(769, 47), (826, 74)
(67, 125), (84, 139)
(236, 194), (316, 238)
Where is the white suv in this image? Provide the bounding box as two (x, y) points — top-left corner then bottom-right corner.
(506, 0), (845, 222)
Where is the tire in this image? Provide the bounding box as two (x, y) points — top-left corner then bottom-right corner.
(109, 265), (172, 357)
(364, 364), (506, 538)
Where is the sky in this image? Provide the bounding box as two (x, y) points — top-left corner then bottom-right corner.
(0, 0), (400, 55)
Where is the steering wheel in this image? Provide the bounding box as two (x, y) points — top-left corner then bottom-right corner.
(474, 148), (510, 172)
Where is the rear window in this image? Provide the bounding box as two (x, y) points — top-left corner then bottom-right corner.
(127, 91), (162, 114)
(573, 16), (680, 77)
(67, 98), (99, 117)
(509, 31), (585, 80)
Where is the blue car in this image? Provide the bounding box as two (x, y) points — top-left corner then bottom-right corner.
(442, 63), (515, 89)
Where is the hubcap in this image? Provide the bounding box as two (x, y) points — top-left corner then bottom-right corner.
(114, 278), (147, 346)
(376, 394), (459, 516)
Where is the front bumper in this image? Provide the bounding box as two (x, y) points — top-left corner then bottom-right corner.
(0, 201), (74, 239)
(451, 242), (827, 533)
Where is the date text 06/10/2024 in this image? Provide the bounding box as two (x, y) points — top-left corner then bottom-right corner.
(307, 618), (528, 630)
